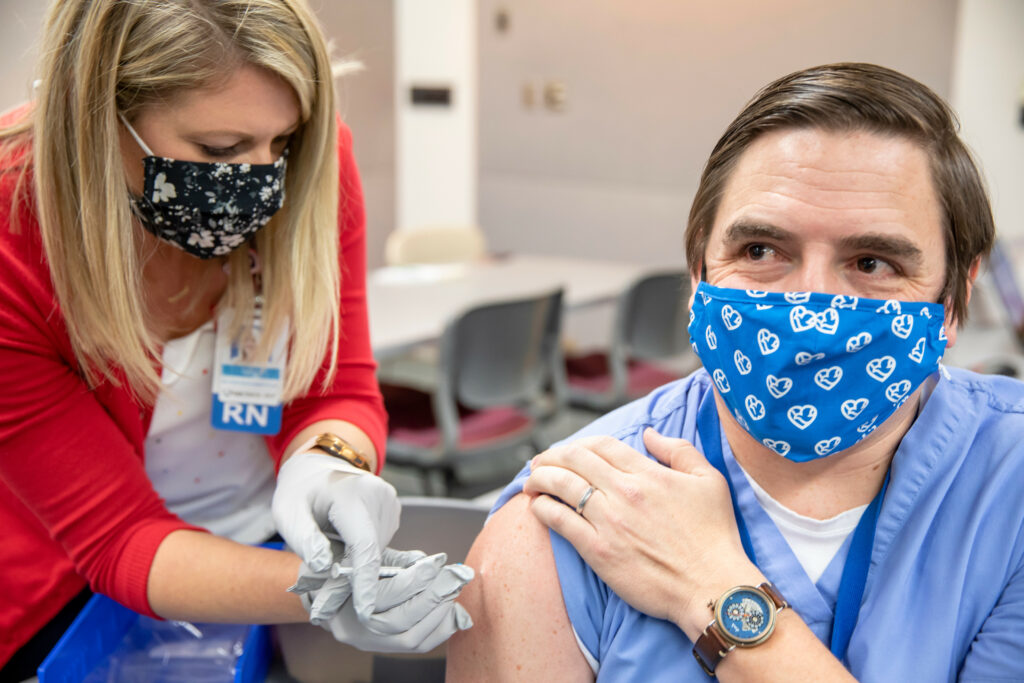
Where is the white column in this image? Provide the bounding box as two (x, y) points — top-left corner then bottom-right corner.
(394, 0), (478, 231)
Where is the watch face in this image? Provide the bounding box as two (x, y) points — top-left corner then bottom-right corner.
(716, 587), (775, 645)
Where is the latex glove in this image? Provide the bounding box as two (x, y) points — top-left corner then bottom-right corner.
(290, 545), (427, 624)
(289, 548), (475, 653)
(273, 450), (400, 621)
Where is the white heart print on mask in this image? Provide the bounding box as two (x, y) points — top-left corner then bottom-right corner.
(866, 355), (896, 382)
(721, 305), (743, 331)
(876, 300), (901, 315)
(795, 351), (825, 366)
(766, 374), (792, 399)
(745, 395), (766, 421)
(734, 350), (752, 375)
(713, 368), (730, 393)
(789, 306), (817, 333)
(757, 328), (780, 355)
(885, 379), (912, 403)
(830, 295), (858, 310)
(705, 327), (718, 350)
(908, 337), (926, 363)
(790, 306), (839, 334)
(815, 308), (840, 335)
(784, 292), (812, 304)
(787, 404), (818, 430)
(814, 366), (843, 390)
(845, 332), (872, 353)
(891, 314), (914, 339)
(763, 439), (791, 456)
(841, 398), (869, 420)
(814, 437), (842, 456)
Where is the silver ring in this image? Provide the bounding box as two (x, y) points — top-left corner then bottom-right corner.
(575, 485), (596, 515)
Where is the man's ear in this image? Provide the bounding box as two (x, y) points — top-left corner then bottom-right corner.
(689, 262), (701, 309)
(943, 257), (983, 349)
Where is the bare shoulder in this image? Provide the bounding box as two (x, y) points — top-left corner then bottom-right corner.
(446, 492), (593, 682)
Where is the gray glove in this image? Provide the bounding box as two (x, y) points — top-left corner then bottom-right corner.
(273, 451), (401, 621)
(289, 547), (474, 653)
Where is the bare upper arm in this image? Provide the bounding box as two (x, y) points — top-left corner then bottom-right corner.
(446, 492), (593, 682)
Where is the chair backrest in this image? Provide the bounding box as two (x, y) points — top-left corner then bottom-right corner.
(391, 497), (490, 561)
(384, 225), (488, 266)
(439, 288), (565, 410)
(616, 270), (692, 360)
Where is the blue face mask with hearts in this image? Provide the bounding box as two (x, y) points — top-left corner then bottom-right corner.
(688, 282), (948, 462)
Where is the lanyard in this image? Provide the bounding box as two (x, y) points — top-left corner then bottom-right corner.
(696, 393), (889, 661)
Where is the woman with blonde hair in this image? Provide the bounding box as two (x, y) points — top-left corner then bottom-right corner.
(0, 1), (471, 677)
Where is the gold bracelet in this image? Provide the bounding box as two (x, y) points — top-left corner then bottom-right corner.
(308, 432), (372, 472)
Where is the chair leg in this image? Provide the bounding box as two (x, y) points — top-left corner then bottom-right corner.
(423, 468), (448, 497)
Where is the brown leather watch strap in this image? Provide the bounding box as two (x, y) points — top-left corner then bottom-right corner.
(760, 581), (789, 610)
(693, 621), (734, 676)
(691, 582), (789, 676)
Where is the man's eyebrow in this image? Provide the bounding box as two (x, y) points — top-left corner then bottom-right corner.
(724, 222), (925, 264)
(839, 233), (924, 264)
(723, 222), (794, 243)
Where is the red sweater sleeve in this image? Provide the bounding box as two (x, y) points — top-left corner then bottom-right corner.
(265, 121), (388, 470)
(0, 142), (204, 636)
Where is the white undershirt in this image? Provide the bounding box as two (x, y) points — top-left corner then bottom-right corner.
(144, 321), (277, 544)
(738, 467), (866, 584)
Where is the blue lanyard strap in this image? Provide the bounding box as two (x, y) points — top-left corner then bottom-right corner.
(696, 391), (888, 661)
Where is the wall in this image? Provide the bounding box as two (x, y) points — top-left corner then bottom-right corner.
(0, 0), (48, 112)
(478, 0), (959, 265)
(394, 0), (478, 233)
(312, 0), (396, 268)
(951, 0), (1024, 244)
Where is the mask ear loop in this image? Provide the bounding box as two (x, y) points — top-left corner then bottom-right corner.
(700, 259), (708, 284)
(117, 112), (156, 157)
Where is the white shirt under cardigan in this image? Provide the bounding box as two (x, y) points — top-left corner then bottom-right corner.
(144, 321), (277, 544)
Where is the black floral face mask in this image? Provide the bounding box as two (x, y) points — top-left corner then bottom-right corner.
(120, 114), (287, 259)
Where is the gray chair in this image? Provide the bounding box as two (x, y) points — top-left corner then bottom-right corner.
(566, 270), (696, 411)
(382, 288), (566, 495)
(276, 497), (491, 683)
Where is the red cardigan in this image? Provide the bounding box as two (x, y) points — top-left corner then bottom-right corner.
(0, 114), (387, 665)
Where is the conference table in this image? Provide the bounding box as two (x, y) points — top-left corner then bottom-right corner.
(367, 253), (682, 359)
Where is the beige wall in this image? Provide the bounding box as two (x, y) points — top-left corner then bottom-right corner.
(477, 0), (959, 265)
(0, 0), (48, 113)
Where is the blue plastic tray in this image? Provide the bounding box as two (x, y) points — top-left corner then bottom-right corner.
(36, 593), (272, 682)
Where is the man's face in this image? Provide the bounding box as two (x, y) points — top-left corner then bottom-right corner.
(699, 127), (959, 344)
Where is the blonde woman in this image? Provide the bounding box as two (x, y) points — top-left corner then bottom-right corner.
(0, 1), (471, 677)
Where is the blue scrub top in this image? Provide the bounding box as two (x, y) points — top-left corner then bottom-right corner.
(493, 367), (1024, 682)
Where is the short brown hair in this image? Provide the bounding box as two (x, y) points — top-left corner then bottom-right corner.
(685, 62), (994, 324)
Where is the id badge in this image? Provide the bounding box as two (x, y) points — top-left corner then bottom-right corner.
(211, 306), (288, 435)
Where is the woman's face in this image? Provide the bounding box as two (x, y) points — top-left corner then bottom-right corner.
(120, 63), (301, 195)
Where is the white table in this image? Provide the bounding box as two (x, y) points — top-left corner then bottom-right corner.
(367, 254), (680, 358)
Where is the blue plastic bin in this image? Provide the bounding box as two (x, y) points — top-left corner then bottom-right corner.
(37, 542), (281, 682)
(36, 593), (272, 682)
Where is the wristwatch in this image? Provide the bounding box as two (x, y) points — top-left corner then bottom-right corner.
(309, 432), (372, 472)
(692, 582), (789, 676)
